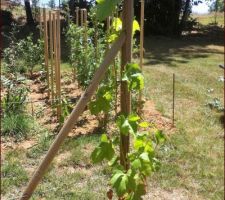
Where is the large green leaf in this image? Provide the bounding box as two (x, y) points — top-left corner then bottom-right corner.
(96, 0), (122, 21)
(116, 114), (139, 136)
(111, 170), (129, 197)
(122, 63), (144, 91)
(91, 134), (115, 163)
(89, 85), (113, 115)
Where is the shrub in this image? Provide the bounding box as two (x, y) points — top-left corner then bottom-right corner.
(18, 35), (44, 76)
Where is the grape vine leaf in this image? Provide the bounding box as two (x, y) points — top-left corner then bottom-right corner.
(91, 134), (115, 163)
(96, 0), (122, 21)
(111, 170), (129, 196)
(122, 63), (144, 91)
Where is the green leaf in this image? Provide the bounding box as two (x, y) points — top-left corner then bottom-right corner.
(101, 134), (108, 142)
(133, 20), (140, 35)
(116, 115), (139, 136)
(96, 0), (121, 21)
(155, 130), (166, 144)
(139, 121), (149, 128)
(128, 114), (140, 122)
(111, 170), (124, 186)
(131, 158), (142, 170)
(112, 17), (122, 31)
(139, 152), (150, 162)
(91, 146), (105, 164)
(133, 183), (146, 200)
(111, 171), (129, 196)
(91, 134), (115, 163)
(122, 63), (144, 91)
(108, 156), (119, 166)
(89, 85), (112, 115)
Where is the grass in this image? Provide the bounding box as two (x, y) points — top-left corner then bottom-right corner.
(1, 151), (28, 195)
(143, 33), (224, 199)
(2, 113), (34, 139)
(193, 12), (224, 26)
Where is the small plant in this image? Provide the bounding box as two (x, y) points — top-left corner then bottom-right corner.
(91, 116), (165, 199)
(66, 10), (106, 88)
(18, 35), (44, 77)
(60, 98), (74, 123)
(2, 86), (29, 114)
(2, 113), (33, 139)
(2, 80), (32, 138)
(2, 24), (25, 75)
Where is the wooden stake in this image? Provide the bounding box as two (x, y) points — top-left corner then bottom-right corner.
(53, 13), (58, 106)
(138, 0), (144, 110)
(120, 0), (133, 170)
(56, 10), (61, 120)
(39, 8), (42, 38)
(83, 9), (88, 46)
(20, 32), (126, 200)
(43, 8), (50, 98)
(80, 9), (84, 27)
(172, 73), (175, 127)
(49, 11), (54, 101)
(76, 7), (79, 26)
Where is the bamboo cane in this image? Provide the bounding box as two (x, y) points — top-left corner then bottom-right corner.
(20, 32), (126, 200)
(120, 0), (133, 171)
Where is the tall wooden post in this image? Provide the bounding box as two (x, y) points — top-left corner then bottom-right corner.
(120, 0), (133, 170)
(138, 0), (144, 105)
(49, 11), (54, 101)
(76, 7), (79, 26)
(39, 8), (43, 38)
(80, 9), (84, 27)
(56, 10), (61, 120)
(43, 8), (50, 98)
(53, 12), (59, 115)
(83, 9), (88, 47)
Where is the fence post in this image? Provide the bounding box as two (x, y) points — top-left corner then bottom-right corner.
(120, 0), (133, 170)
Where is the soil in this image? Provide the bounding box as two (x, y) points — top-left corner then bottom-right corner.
(2, 71), (174, 153)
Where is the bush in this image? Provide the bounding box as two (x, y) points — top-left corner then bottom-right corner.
(18, 35), (44, 76)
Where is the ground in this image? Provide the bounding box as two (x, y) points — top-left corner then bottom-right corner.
(1, 14), (224, 199)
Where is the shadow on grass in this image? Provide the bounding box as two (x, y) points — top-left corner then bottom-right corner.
(143, 24), (224, 67)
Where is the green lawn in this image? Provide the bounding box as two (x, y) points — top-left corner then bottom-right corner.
(143, 34), (224, 199)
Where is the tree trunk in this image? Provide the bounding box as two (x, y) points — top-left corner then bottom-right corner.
(24, 0), (34, 25)
(178, 0), (191, 35)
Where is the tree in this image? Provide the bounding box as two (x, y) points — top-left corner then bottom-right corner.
(48, 0), (56, 8)
(134, 0), (204, 36)
(24, 0), (34, 25)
